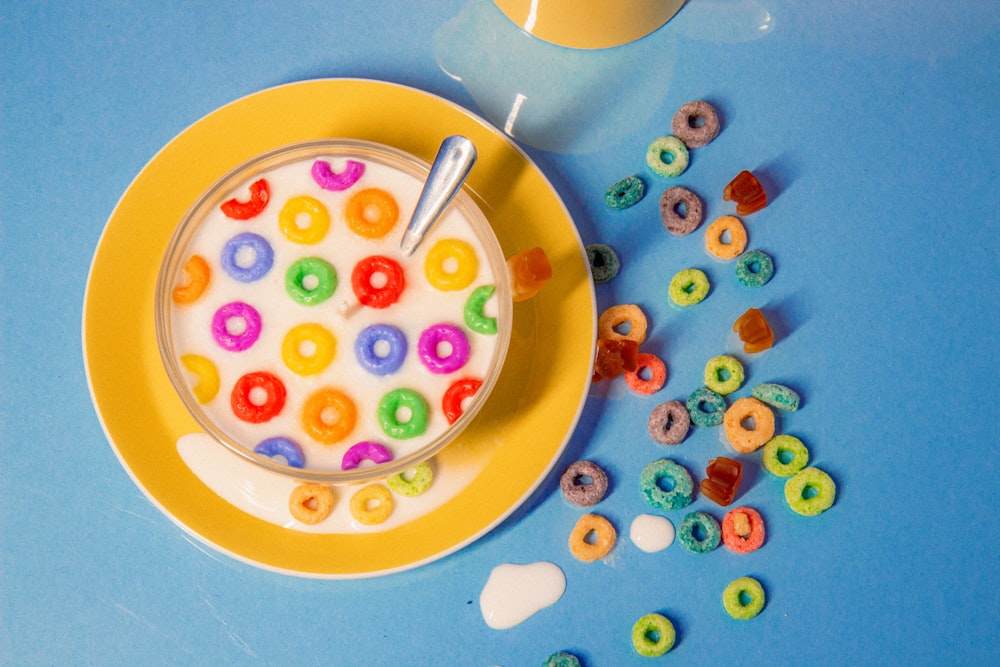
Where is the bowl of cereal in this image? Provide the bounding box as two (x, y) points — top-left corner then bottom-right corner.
(155, 138), (513, 485)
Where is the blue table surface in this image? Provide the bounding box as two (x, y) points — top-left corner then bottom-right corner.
(3, 1), (999, 664)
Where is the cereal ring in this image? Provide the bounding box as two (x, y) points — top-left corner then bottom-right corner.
(703, 354), (744, 396)
(442, 377), (482, 425)
(751, 383), (801, 412)
(721, 507), (765, 553)
(704, 215), (748, 260)
(345, 187), (399, 239)
(301, 388), (356, 444)
(543, 652), (581, 667)
(624, 353), (667, 394)
(586, 243), (620, 283)
(723, 397), (776, 453)
(349, 484), (394, 525)
(686, 386), (726, 427)
(279, 195), (330, 245)
(281, 323), (336, 376)
(672, 100), (721, 148)
(762, 434), (809, 477)
(647, 400), (690, 445)
(211, 301), (262, 352)
(784, 467), (836, 516)
(311, 158), (365, 191)
(386, 461), (433, 497)
(646, 136), (689, 178)
(668, 268), (710, 306)
(425, 238), (479, 291)
(377, 388), (429, 439)
(417, 323), (470, 374)
(180, 353), (219, 404)
(220, 178), (269, 220)
(639, 459), (694, 511)
(463, 285), (498, 335)
(172, 255), (211, 304)
(605, 175), (645, 210)
(351, 255), (405, 308)
(632, 613), (676, 657)
(677, 511), (721, 554)
(659, 186), (704, 236)
(735, 249), (775, 287)
(285, 257), (337, 306)
(354, 324), (407, 376)
(568, 513), (616, 562)
(722, 576), (766, 620)
(597, 304), (648, 344)
(559, 460), (609, 507)
(341, 441), (393, 470)
(230, 371), (286, 423)
(289, 484), (334, 525)
(254, 436), (305, 468)
(220, 232), (274, 283)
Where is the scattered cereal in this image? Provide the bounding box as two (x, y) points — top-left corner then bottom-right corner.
(686, 386), (726, 427)
(640, 459), (694, 510)
(659, 186), (704, 236)
(784, 467), (836, 516)
(668, 268), (710, 307)
(703, 354), (745, 396)
(704, 215), (748, 260)
(721, 507), (765, 553)
(677, 511), (722, 554)
(647, 400), (691, 445)
(722, 576), (766, 619)
(752, 382), (801, 411)
(386, 461), (434, 497)
(632, 613), (676, 657)
(646, 136), (690, 178)
(597, 304), (648, 344)
(722, 396), (776, 453)
(288, 484), (335, 525)
(624, 352), (668, 394)
(761, 434), (809, 477)
(605, 175), (646, 210)
(568, 513), (617, 562)
(543, 651), (581, 667)
(349, 484), (395, 525)
(586, 243), (621, 283)
(559, 460), (609, 507)
(735, 249), (775, 287)
(672, 100), (721, 148)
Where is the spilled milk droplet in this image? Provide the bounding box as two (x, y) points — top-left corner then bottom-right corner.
(479, 561), (566, 630)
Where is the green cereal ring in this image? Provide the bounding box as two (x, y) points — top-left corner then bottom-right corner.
(377, 388), (429, 439)
(631, 613), (676, 657)
(686, 386), (726, 427)
(735, 249), (774, 287)
(722, 576), (766, 620)
(386, 461), (433, 497)
(703, 354), (745, 396)
(542, 651), (581, 667)
(645, 135), (689, 178)
(285, 256), (338, 305)
(784, 467), (836, 516)
(752, 382), (800, 411)
(640, 459), (694, 511)
(464, 285), (498, 335)
(677, 511), (721, 553)
(762, 435), (809, 477)
(668, 268), (710, 306)
(586, 243), (620, 283)
(605, 175), (645, 210)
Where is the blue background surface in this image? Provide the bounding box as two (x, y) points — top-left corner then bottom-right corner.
(2, 1), (998, 664)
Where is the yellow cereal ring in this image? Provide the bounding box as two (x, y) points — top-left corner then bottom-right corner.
(301, 388), (357, 444)
(705, 215), (748, 260)
(288, 484), (335, 525)
(425, 238), (479, 291)
(279, 195), (330, 244)
(568, 513), (617, 562)
(281, 323), (336, 376)
(349, 484), (395, 525)
(597, 304), (648, 344)
(345, 188), (399, 239)
(723, 397), (776, 453)
(180, 353), (219, 403)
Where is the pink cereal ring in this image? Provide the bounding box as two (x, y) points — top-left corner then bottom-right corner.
(721, 506), (766, 554)
(341, 441), (394, 470)
(625, 353), (668, 394)
(211, 301), (262, 352)
(417, 323), (470, 374)
(311, 159), (365, 191)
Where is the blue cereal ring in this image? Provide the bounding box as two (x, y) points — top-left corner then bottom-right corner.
(355, 324), (407, 376)
(678, 511), (722, 553)
(640, 459), (694, 511)
(686, 386), (727, 427)
(254, 436), (305, 468)
(605, 175), (645, 210)
(221, 232), (274, 283)
(735, 249), (775, 287)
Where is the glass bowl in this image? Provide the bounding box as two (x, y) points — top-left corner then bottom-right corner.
(155, 139), (512, 484)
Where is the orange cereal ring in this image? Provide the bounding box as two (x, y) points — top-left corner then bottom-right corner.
(705, 215), (748, 260)
(345, 188), (399, 239)
(301, 387), (357, 444)
(597, 304), (648, 344)
(288, 484), (335, 525)
(625, 353), (667, 394)
(349, 484), (395, 525)
(723, 397), (775, 453)
(721, 506), (766, 553)
(568, 513), (617, 562)
(172, 255), (211, 304)
(279, 195), (330, 244)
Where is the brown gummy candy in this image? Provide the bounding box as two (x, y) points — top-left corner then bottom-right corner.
(593, 338), (639, 381)
(507, 246), (553, 302)
(733, 307), (774, 354)
(700, 456), (743, 506)
(722, 170), (767, 215)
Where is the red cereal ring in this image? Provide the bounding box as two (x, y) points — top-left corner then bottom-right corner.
(351, 255), (405, 308)
(442, 377), (483, 425)
(721, 506), (765, 554)
(624, 353), (667, 394)
(220, 178), (270, 220)
(230, 371), (286, 423)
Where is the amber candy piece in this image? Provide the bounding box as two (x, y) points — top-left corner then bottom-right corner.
(722, 170), (767, 215)
(507, 246), (553, 302)
(700, 456), (743, 506)
(733, 307), (774, 354)
(593, 337), (639, 381)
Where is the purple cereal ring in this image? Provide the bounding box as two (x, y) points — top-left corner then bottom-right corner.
(671, 100), (721, 148)
(341, 441), (393, 470)
(659, 186), (704, 236)
(648, 399), (691, 445)
(311, 159), (365, 191)
(211, 301), (262, 352)
(560, 460), (609, 507)
(417, 323), (470, 374)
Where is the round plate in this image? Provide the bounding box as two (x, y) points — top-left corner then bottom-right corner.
(83, 78), (596, 578)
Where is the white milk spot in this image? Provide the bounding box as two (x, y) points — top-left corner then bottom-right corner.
(629, 514), (675, 553)
(479, 561), (566, 630)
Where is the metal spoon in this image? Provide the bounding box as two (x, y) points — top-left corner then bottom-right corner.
(399, 135), (477, 256)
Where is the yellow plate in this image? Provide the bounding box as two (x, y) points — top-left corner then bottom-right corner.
(83, 78), (596, 578)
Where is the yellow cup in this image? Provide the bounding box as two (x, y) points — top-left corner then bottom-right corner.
(492, 0), (686, 49)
